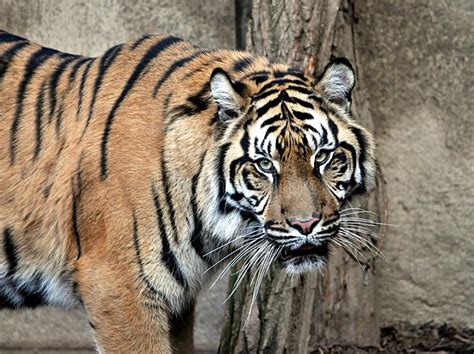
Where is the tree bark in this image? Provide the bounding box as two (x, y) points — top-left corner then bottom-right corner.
(219, 0), (386, 352)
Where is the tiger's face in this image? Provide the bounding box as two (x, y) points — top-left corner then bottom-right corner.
(210, 59), (376, 274)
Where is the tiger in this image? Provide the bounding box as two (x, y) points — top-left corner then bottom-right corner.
(0, 30), (376, 353)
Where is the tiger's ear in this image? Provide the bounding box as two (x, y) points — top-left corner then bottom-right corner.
(315, 58), (355, 110)
(210, 68), (247, 122)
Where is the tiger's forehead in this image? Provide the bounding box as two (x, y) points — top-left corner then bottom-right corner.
(246, 74), (340, 162)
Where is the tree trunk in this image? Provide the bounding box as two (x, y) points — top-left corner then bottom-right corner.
(219, 0), (386, 352)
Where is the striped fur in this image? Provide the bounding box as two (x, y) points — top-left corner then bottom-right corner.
(0, 31), (376, 352)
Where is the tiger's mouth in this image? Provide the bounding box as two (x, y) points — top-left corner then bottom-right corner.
(279, 241), (329, 262)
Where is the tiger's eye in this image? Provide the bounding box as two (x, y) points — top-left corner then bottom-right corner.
(257, 158), (274, 172)
(314, 151), (329, 164)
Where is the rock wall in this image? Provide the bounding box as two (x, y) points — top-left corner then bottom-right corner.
(356, 0), (473, 326)
(355, 0), (473, 348)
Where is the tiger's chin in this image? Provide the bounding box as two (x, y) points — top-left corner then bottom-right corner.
(278, 241), (329, 274)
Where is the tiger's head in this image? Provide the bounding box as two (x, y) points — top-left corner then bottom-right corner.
(208, 58), (376, 274)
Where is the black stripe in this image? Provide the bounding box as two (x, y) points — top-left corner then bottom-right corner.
(0, 41), (29, 81)
(58, 52), (80, 60)
(55, 98), (66, 135)
(217, 143), (231, 213)
(160, 147), (180, 244)
(162, 92), (172, 115)
(131, 211), (171, 305)
(0, 292), (16, 308)
(100, 36), (183, 179)
(72, 281), (80, 297)
(350, 126), (367, 164)
(274, 70), (306, 80)
(233, 56), (254, 72)
(0, 32), (27, 44)
(33, 80), (47, 160)
(300, 123), (319, 134)
(48, 56), (76, 123)
(3, 228), (18, 276)
(131, 35), (151, 50)
(242, 169), (258, 191)
(17, 274), (45, 308)
(291, 109), (314, 121)
(152, 51), (205, 97)
(256, 78), (307, 95)
(288, 95), (314, 109)
(168, 104), (195, 120)
(262, 125), (281, 147)
(273, 70), (288, 78)
(71, 158), (84, 260)
(209, 110), (218, 126)
(82, 44), (122, 135)
(71, 181), (82, 260)
(88, 321), (96, 330)
(181, 52), (219, 80)
(228, 158), (243, 191)
(187, 82), (210, 114)
(76, 59), (94, 119)
(287, 68), (306, 80)
(256, 95), (280, 117)
(349, 126), (368, 185)
(230, 80), (247, 97)
(67, 57), (91, 90)
(151, 185), (188, 289)
(190, 153), (211, 264)
(239, 127), (251, 154)
(252, 88), (280, 101)
(320, 125), (328, 145)
(253, 75), (269, 85)
(327, 118), (339, 142)
(167, 82), (211, 124)
(339, 141), (358, 187)
(228, 112), (250, 139)
(260, 113), (282, 128)
(10, 47), (58, 164)
(285, 85), (313, 95)
(240, 70), (271, 81)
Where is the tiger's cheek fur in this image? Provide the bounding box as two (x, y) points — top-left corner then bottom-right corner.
(237, 164), (272, 213)
(323, 149), (355, 200)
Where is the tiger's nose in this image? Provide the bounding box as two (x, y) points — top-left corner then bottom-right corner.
(287, 216), (321, 235)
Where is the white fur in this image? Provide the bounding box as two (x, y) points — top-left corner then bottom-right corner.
(210, 72), (241, 112)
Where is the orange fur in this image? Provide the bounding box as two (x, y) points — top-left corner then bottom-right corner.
(0, 31), (376, 352)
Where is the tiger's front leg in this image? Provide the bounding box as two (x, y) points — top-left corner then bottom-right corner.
(76, 254), (174, 353)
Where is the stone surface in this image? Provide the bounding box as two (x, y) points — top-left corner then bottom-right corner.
(0, 0), (235, 56)
(355, 0), (473, 328)
(0, 308), (93, 351)
(0, 0), (233, 352)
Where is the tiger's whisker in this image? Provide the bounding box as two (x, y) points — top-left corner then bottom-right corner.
(224, 243), (269, 303)
(209, 238), (263, 288)
(339, 229), (386, 261)
(244, 244), (276, 326)
(203, 230), (261, 257)
(340, 218), (396, 227)
(341, 227), (382, 239)
(203, 236), (261, 275)
(334, 236), (370, 269)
